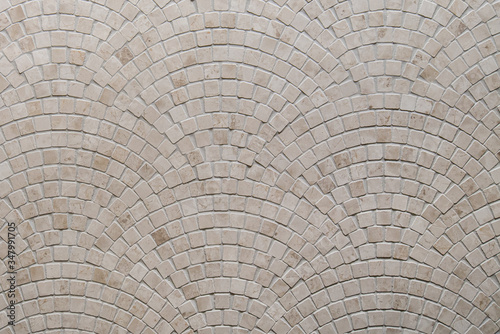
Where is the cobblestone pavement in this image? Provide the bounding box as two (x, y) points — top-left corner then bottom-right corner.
(0, 0), (499, 333)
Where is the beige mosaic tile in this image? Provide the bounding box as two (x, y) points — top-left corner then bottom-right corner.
(0, 0), (499, 333)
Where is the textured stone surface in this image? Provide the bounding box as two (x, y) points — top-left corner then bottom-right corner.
(0, 0), (499, 333)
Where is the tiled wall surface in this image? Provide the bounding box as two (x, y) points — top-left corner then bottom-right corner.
(1, 0), (500, 333)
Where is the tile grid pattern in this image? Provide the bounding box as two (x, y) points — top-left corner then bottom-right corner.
(0, 0), (499, 333)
